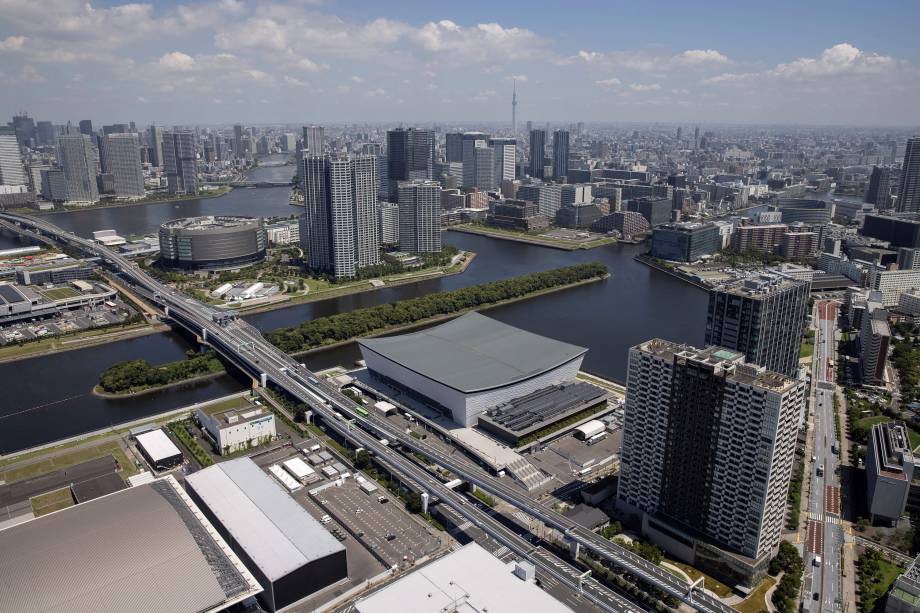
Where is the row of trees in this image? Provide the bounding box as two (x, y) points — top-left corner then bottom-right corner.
(265, 262), (608, 353)
(770, 541), (804, 613)
(99, 350), (224, 393)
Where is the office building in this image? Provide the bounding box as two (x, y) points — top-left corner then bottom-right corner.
(445, 132), (463, 163)
(378, 201), (399, 245)
(706, 273), (810, 377)
(386, 128), (433, 201)
(555, 203), (604, 229)
(489, 137), (516, 184)
(899, 248), (920, 270)
(461, 132), (495, 190)
(40, 168), (67, 201)
(860, 298), (890, 385)
(627, 197), (671, 227)
(78, 119), (93, 137)
(618, 340), (805, 578)
(774, 198), (834, 224)
(0, 126), (26, 186)
(186, 458), (347, 613)
(34, 120), (55, 147)
(196, 401), (276, 455)
(11, 113), (34, 148)
(232, 124), (244, 158)
(886, 555), (920, 613)
(650, 222), (721, 262)
(517, 183), (562, 218)
(264, 220), (300, 245)
(397, 180), (441, 253)
(102, 133), (144, 198)
(303, 125), (324, 155)
(862, 214), (920, 248)
(528, 129), (545, 179)
(866, 421), (915, 524)
(161, 130), (198, 195)
(301, 155), (380, 278)
(898, 138), (920, 213)
(866, 166), (897, 209)
(590, 210), (650, 237)
(147, 124), (163, 167)
(57, 133), (99, 203)
(552, 130), (570, 180)
(487, 199), (549, 231)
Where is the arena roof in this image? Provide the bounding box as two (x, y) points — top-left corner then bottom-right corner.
(185, 457), (345, 582)
(357, 312), (587, 393)
(0, 476), (260, 613)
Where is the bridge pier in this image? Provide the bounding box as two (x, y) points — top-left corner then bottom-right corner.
(421, 492), (430, 515)
(568, 539), (581, 560)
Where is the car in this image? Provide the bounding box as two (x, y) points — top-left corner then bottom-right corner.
(813, 592), (820, 601)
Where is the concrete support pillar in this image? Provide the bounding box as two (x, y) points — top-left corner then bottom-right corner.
(471, 483), (478, 494)
(421, 492), (430, 515)
(201, 328), (208, 342)
(260, 373), (267, 388)
(569, 540), (581, 560)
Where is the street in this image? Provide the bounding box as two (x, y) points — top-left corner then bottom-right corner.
(805, 300), (843, 613)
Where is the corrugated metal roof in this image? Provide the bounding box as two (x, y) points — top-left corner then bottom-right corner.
(185, 457), (345, 582)
(358, 312), (587, 393)
(0, 476), (258, 613)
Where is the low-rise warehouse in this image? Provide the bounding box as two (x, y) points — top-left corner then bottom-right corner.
(354, 542), (570, 613)
(185, 457), (347, 612)
(0, 475), (261, 613)
(135, 428), (184, 471)
(358, 312), (588, 427)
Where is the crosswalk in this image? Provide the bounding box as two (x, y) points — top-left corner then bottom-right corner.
(808, 511), (841, 525)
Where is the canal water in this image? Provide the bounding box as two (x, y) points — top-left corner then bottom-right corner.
(1, 165), (715, 453)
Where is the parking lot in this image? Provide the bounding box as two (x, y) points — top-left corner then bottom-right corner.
(312, 480), (443, 568)
(0, 302), (133, 345)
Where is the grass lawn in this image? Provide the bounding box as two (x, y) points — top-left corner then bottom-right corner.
(857, 415), (893, 431)
(39, 287), (79, 300)
(197, 394), (253, 416)
(0, 441), (138, 483)
(734, 576), (776, 613)
(666, 559), (734, 598)
(860, 559), (905, 611)
(800, 340), (814, 358)
(30, 487), (75, 517)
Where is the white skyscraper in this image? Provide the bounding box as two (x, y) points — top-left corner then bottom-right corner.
(397, 180), (441, 253)
(378, 201), (399, 245)
(461, 133), (495, 190)
(303, 125), (324, 155)
(57, 133), (99, 203)
(489, 138), (516, 184)
(103, 133), (144, 198)
(301, 155), (380, 278)
(0, 127), (27, 186)
(617, 339), (804, 567)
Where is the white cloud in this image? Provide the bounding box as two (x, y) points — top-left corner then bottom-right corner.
(510, 74), (528, 82)
(412, 20), (541, 62)
(365, 88), (387, 97)
(628, 83), (661, 92)
(769, 43), (894, 79)
(594, 77), (622, 87)
(137, 96), (149, 103)
(704, 43), (897, 85)
(675, 49), (730, 65)
(577, 50), (602, 63)
(245, 69), (272, 82)
(0, 36), (27, 52)
(158, 51), (196, 72)
(292, 57), (324, 72)
(283, 75), (307, 87)
(471, 89), (497, 102)
(351, 75), (365, 83)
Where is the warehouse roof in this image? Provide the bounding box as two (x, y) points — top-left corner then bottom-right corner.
(0, 476), (259, 613)
(185, 457), (345, 582)
(355, 543), (570, 613)
(136, 428), (183, 463)
(358, 312), (587, 393)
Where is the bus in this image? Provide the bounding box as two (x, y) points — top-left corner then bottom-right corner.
(354, 406), (369, 418)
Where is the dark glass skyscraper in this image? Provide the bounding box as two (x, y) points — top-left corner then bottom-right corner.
(552, 130), (569, 180)
(897, 137), (920, 213)
(386, 128), (433, 201)
(528, 129), (545, 179)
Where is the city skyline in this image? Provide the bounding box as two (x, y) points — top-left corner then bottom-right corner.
(0, 0), (918, 126)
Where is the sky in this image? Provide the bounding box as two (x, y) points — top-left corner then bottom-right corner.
(1, 0), (918, 127)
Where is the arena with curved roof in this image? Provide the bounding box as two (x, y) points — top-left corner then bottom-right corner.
(357, 312), (588, 426)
